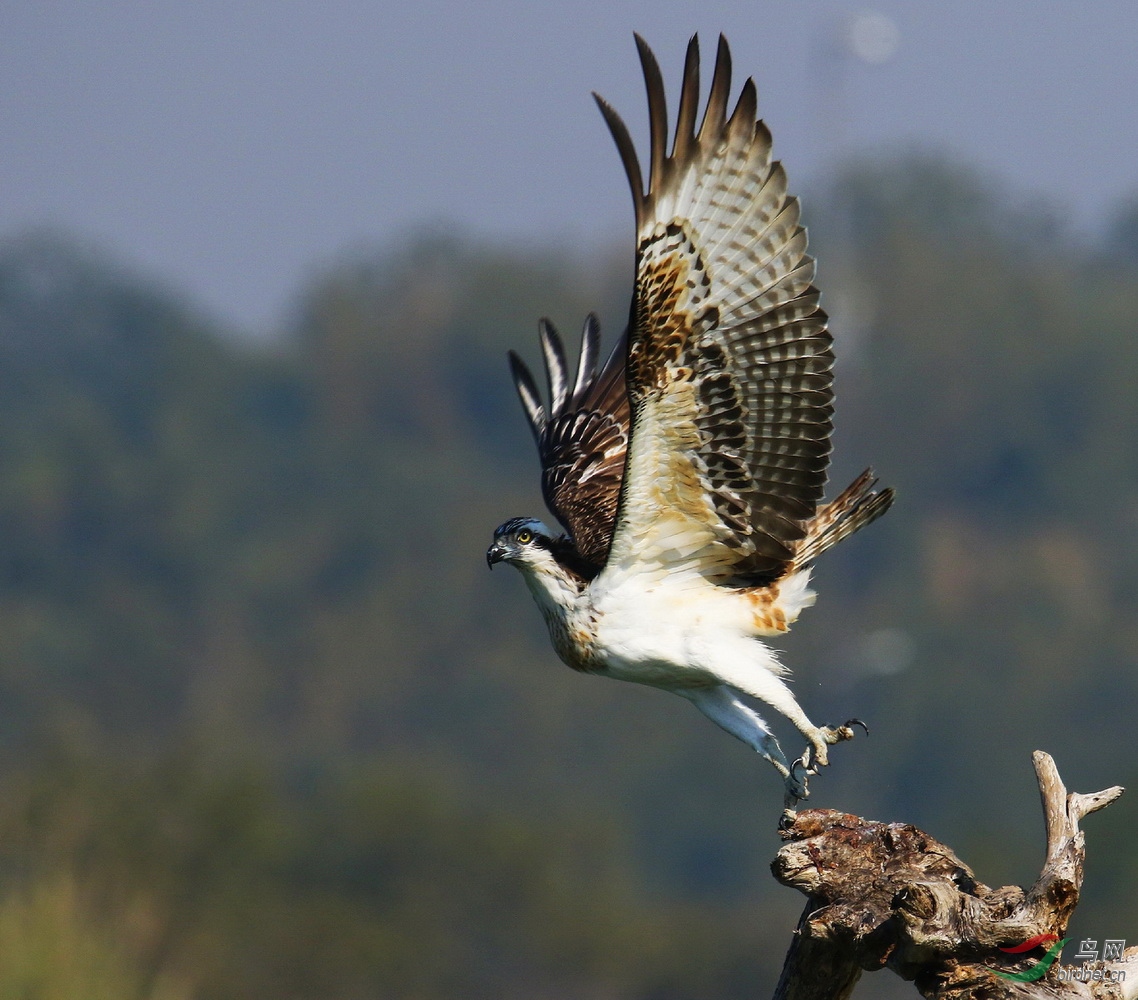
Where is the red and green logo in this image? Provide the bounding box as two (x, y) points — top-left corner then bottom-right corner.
(994, 934), (1068, 982)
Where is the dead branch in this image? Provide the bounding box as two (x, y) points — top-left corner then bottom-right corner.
(770, 752), (1134, 1000)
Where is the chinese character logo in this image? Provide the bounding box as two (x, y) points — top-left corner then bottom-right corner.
(1075, 939), (1100, 962)
(1103, 940), (1126, 962)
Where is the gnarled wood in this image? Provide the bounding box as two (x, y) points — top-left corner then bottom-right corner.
(770, 752), (1135, 999)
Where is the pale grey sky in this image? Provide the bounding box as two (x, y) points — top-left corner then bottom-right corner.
(3, 1), (1136, 333)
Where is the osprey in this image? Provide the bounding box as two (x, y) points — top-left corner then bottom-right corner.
(487, 35), (894, 817)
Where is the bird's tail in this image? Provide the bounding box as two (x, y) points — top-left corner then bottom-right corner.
(791, 469), (894, 571)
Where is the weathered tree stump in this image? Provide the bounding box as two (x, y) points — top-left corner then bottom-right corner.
(770, 752), (1136, 999)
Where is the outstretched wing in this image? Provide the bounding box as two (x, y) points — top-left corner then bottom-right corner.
(509, 315), (630, 572)
(597, 35), (833, 585)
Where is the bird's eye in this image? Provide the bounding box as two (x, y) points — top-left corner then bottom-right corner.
(516, 529), (533, 544)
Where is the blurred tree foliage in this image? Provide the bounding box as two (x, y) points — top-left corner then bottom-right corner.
(0, 155), (1134, 998)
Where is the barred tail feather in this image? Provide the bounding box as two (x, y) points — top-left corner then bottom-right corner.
(792, 469), (894, 570)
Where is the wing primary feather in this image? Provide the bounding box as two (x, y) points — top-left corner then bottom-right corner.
(513, 313), (630, 573)
(593, 94), (644, 225)
(697, 34), (732, 143)
(508, 350), (546, 439)
(589, 329), (630, 412)
(671, 35), (700, 164)
(573, 314), (601, 405)
(634, 33), (668, 201)
(728, 77), (758, 141)
(538, 318), (570, 413)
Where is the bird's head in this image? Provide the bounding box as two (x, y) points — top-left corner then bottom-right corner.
(486, 517), (557, 570)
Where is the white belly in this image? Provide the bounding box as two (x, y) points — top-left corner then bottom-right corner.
(586, 579), (771, 690)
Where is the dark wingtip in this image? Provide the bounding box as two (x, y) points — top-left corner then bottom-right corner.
(671, 34), (701, 163)
(731, 77), (758, 135)
(593, 91), (644, 220)
(716, 33), (731, 69)
(508, 349), (545, 440)
(572, 313), (602, 404)
(537, 317), (570, 413)
(698, 33), (732, 142)
(633, 34), (667, 199)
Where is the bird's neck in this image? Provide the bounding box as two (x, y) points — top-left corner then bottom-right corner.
(514, 554), (600, 673)
(516, 555), (586, 621)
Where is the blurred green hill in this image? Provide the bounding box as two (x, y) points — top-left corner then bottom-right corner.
(0, 155), (1135, 998)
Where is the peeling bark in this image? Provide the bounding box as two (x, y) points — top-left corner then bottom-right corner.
(770, 752), (1135, 999)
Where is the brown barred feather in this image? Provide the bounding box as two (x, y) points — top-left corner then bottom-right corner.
(792, 469), (896, 571)
(599, 34), (843, 582)
(510, 34), (891, 584)
(509, 316), (629, 573)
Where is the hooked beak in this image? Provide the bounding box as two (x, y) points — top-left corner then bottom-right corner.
(486, 540), (509, 569)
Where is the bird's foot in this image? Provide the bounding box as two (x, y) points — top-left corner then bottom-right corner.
(830, 717), (870, 741)
(777, 721), (868, 830)
(777, 755), (813, 829)
(807, 718), (869, 770)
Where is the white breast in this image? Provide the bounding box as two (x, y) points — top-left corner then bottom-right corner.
(586, 572), (784, 689)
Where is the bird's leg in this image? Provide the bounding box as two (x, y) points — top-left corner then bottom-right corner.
(682, 685), (807, 801)
(696, 660), (864, 775)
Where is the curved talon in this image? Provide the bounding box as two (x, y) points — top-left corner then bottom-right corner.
(784, 756), (812, 803)
(820, 719), (868, 746)
(778, 808), (797, 832)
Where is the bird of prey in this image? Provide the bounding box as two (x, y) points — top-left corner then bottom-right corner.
(487, 34), (894, 817)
